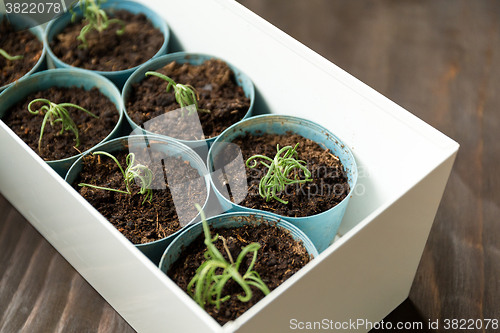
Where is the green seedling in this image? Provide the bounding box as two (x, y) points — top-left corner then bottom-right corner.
(70, 0), (125, 49)
(145, 71), (210, 116)
(188, 204), (270, 310)
(79, 151), (153, 204)
(246, 143), (313, 204)
(0, 49), (23, 61)
(28, 99), (98, 151)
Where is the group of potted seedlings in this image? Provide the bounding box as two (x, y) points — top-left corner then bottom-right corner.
(0, 0), (357, 325)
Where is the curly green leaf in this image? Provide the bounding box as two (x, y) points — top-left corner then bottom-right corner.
(187, 204), (270, 310)
(0, 49), (23, 61)
(70, 0), (126, 49)
(78, 152), (153, 204)
(246, 143), (313, 204)
(145, 71), (211, 116)
(28, 98), (98, 151)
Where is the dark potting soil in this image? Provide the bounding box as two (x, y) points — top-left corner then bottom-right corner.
(126, 59), (251, 140)
(74, 148), (207, 244)
(2, 86), (119, 161)
(168, 217), (312, 325)
(0, 18), (43, 87)
(214, 132), (350, 217)
(50, 10), (164, 71)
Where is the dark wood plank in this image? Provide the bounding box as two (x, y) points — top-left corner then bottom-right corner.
(0, 194), (136, 333)
(236, 0), (500, 331)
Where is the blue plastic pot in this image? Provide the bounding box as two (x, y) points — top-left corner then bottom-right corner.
(207, 115), (358, 253)
(0, 68), (124, 177)
(122, 52), (255, 154)
(0, 14), (47, 92)
(45, 0), (169, 89)
(159, 212), (318, 275)
(65, 135), (211, 265)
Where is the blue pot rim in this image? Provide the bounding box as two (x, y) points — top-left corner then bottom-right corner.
(0, 67), (124, 165)
(44, 0), (170, 76)
(0, 15), (47, 91)
(159, 211), (319, 271)
(207, 114), (358, 221)
(65, 134), (211, 248)
(121, 51), (255, 145)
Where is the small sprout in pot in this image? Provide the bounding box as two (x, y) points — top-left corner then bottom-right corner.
(246, 143), (313, 204)
(79, 151), (153, 204)
(0, 48), (23, 61)
(145, 71), (211, 116)
(28, 99), (99, 151)
(70, 0), (126, 49)
(188, 204), (270, 310)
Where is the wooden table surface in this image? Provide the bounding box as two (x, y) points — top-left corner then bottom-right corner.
(1, 0), (499, 332)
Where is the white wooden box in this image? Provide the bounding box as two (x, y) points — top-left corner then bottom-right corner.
(0, 0), (459, 332)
